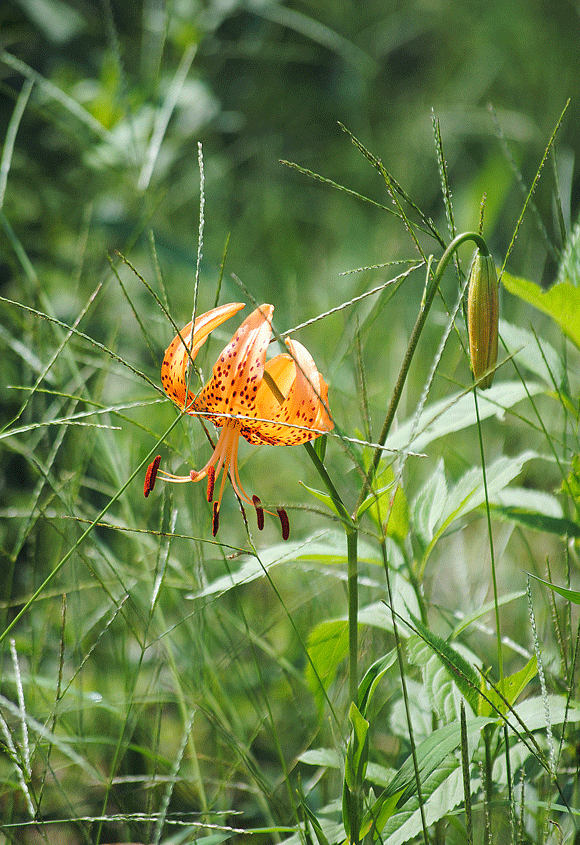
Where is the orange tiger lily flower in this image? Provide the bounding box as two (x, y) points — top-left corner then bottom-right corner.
(145, 303), (333, 537)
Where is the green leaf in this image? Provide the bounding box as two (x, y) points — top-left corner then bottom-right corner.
(385, 717), (491, 809)
(300, 482), (345, 520)
(305, 620), (349, 706)
(407, 614), (481, 714)
(386, 382), (543, 454)
(562, 454), (580, 512)
(357, 462), (409, 543)
(491, 505), (580, 537)
(412, 458), (447, 546)
(502, 271), (580, 350)
(513, 694), (580, 730)
(359, 791), (402, 840)
(478, 655), (537, 717)
(298, 748), (342, 769)
(192, 530), (380, 599)
(422, 452), (537, 569)
(345, 702), (369, 791)
(490, 485), (580, 535)
(451, 591), (526, 639)
(358, 649), (397, 717)
(441, 451), (537, 528)
(379, 764), (473, 845)
(343, 703), (369, 843)
(499, 319), (565, 387)
(300, 802), (332, 845)
(527, 572), (580, 605)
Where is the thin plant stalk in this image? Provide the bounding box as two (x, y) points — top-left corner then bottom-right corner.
(307, 231), (491, 709)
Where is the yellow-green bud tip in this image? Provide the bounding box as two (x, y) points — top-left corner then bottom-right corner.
(467, 249), (499, 389)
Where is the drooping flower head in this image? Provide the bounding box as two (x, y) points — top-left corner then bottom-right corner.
(145, 303), (333, 537)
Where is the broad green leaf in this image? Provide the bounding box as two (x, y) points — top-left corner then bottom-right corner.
(359, 791), (401, 841)
(492, 486), (564, 517)
(357, 577), (420, 632)
(421, 452), (537, 570)
(299, 748), (396, 789)
(380, 765), (474, 845)
(298, 748), (342, 769)
(499, 319), (565, 387)
(451, 590), (526, 638)
(412, 458), (447, 546)
(191, 530), (380, 599)
(305, 620), (349, 705)
(357, 462), (409, 544)
(491, 505), (580, 538)
(386, 382), (543, 454)
(527, 573), (580, 605)
(502, 271), (580, 350)
(343, 703), (369, 841)
(441, 451), (537, 529)
(513, 694), (580, 731)
(411, 637), (482, 723)
(358, 649), (397, 717)
(563, 454), (580, 511)
(407, 615), (480, 714)
(385, 717), (491, 809)
(17, 0), (85, 44)
(478, 655), (537, 717)
(490, 485), (580, 536)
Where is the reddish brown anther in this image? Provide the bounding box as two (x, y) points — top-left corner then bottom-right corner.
(212, 502), (220, 537)
(206, 465), (216, 502)
(252, 495), (265, 530)
(144, 455), (161, 498)
(277, 508), (290, 541)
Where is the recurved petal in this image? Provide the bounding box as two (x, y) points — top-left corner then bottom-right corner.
(161, 302), (245, 409)
(285, 338), (333, 436)
(193, 304), (274, 419)
(242, 338), (333, 446)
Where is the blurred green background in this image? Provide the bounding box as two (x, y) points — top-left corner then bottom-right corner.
(2, 0), (579, 300)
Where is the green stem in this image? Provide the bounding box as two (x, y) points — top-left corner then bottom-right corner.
(354, 231), (488, 516)
(347, 528), (359, 705)
(305, 232), (491, 708)
(304, 441), (360, 703)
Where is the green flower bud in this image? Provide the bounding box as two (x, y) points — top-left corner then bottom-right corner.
(467, 249), (499, 389)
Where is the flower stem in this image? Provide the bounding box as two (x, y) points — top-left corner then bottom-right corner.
(306, 232), (490, 709)
(355, 231), (488, 514)
(347, 528), (359, 705)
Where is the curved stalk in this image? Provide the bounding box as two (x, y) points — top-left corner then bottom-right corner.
(354, 231), (488, 516)
(307, 232), (490, 710)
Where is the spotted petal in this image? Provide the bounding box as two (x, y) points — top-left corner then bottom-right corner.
(193, 304), (274, 421)
(241, 338), (333, 446)
(161, 302), (245, 409)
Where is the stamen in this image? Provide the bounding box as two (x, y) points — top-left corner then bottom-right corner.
(144, 455), (161, 498)
(212, 502), (220, 536)
(277, 508), (290, 541)
(206, 465), (215, 502)
(252, 495), (264, 530)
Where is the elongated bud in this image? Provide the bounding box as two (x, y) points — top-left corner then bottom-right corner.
(467, 248), (498, 389)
